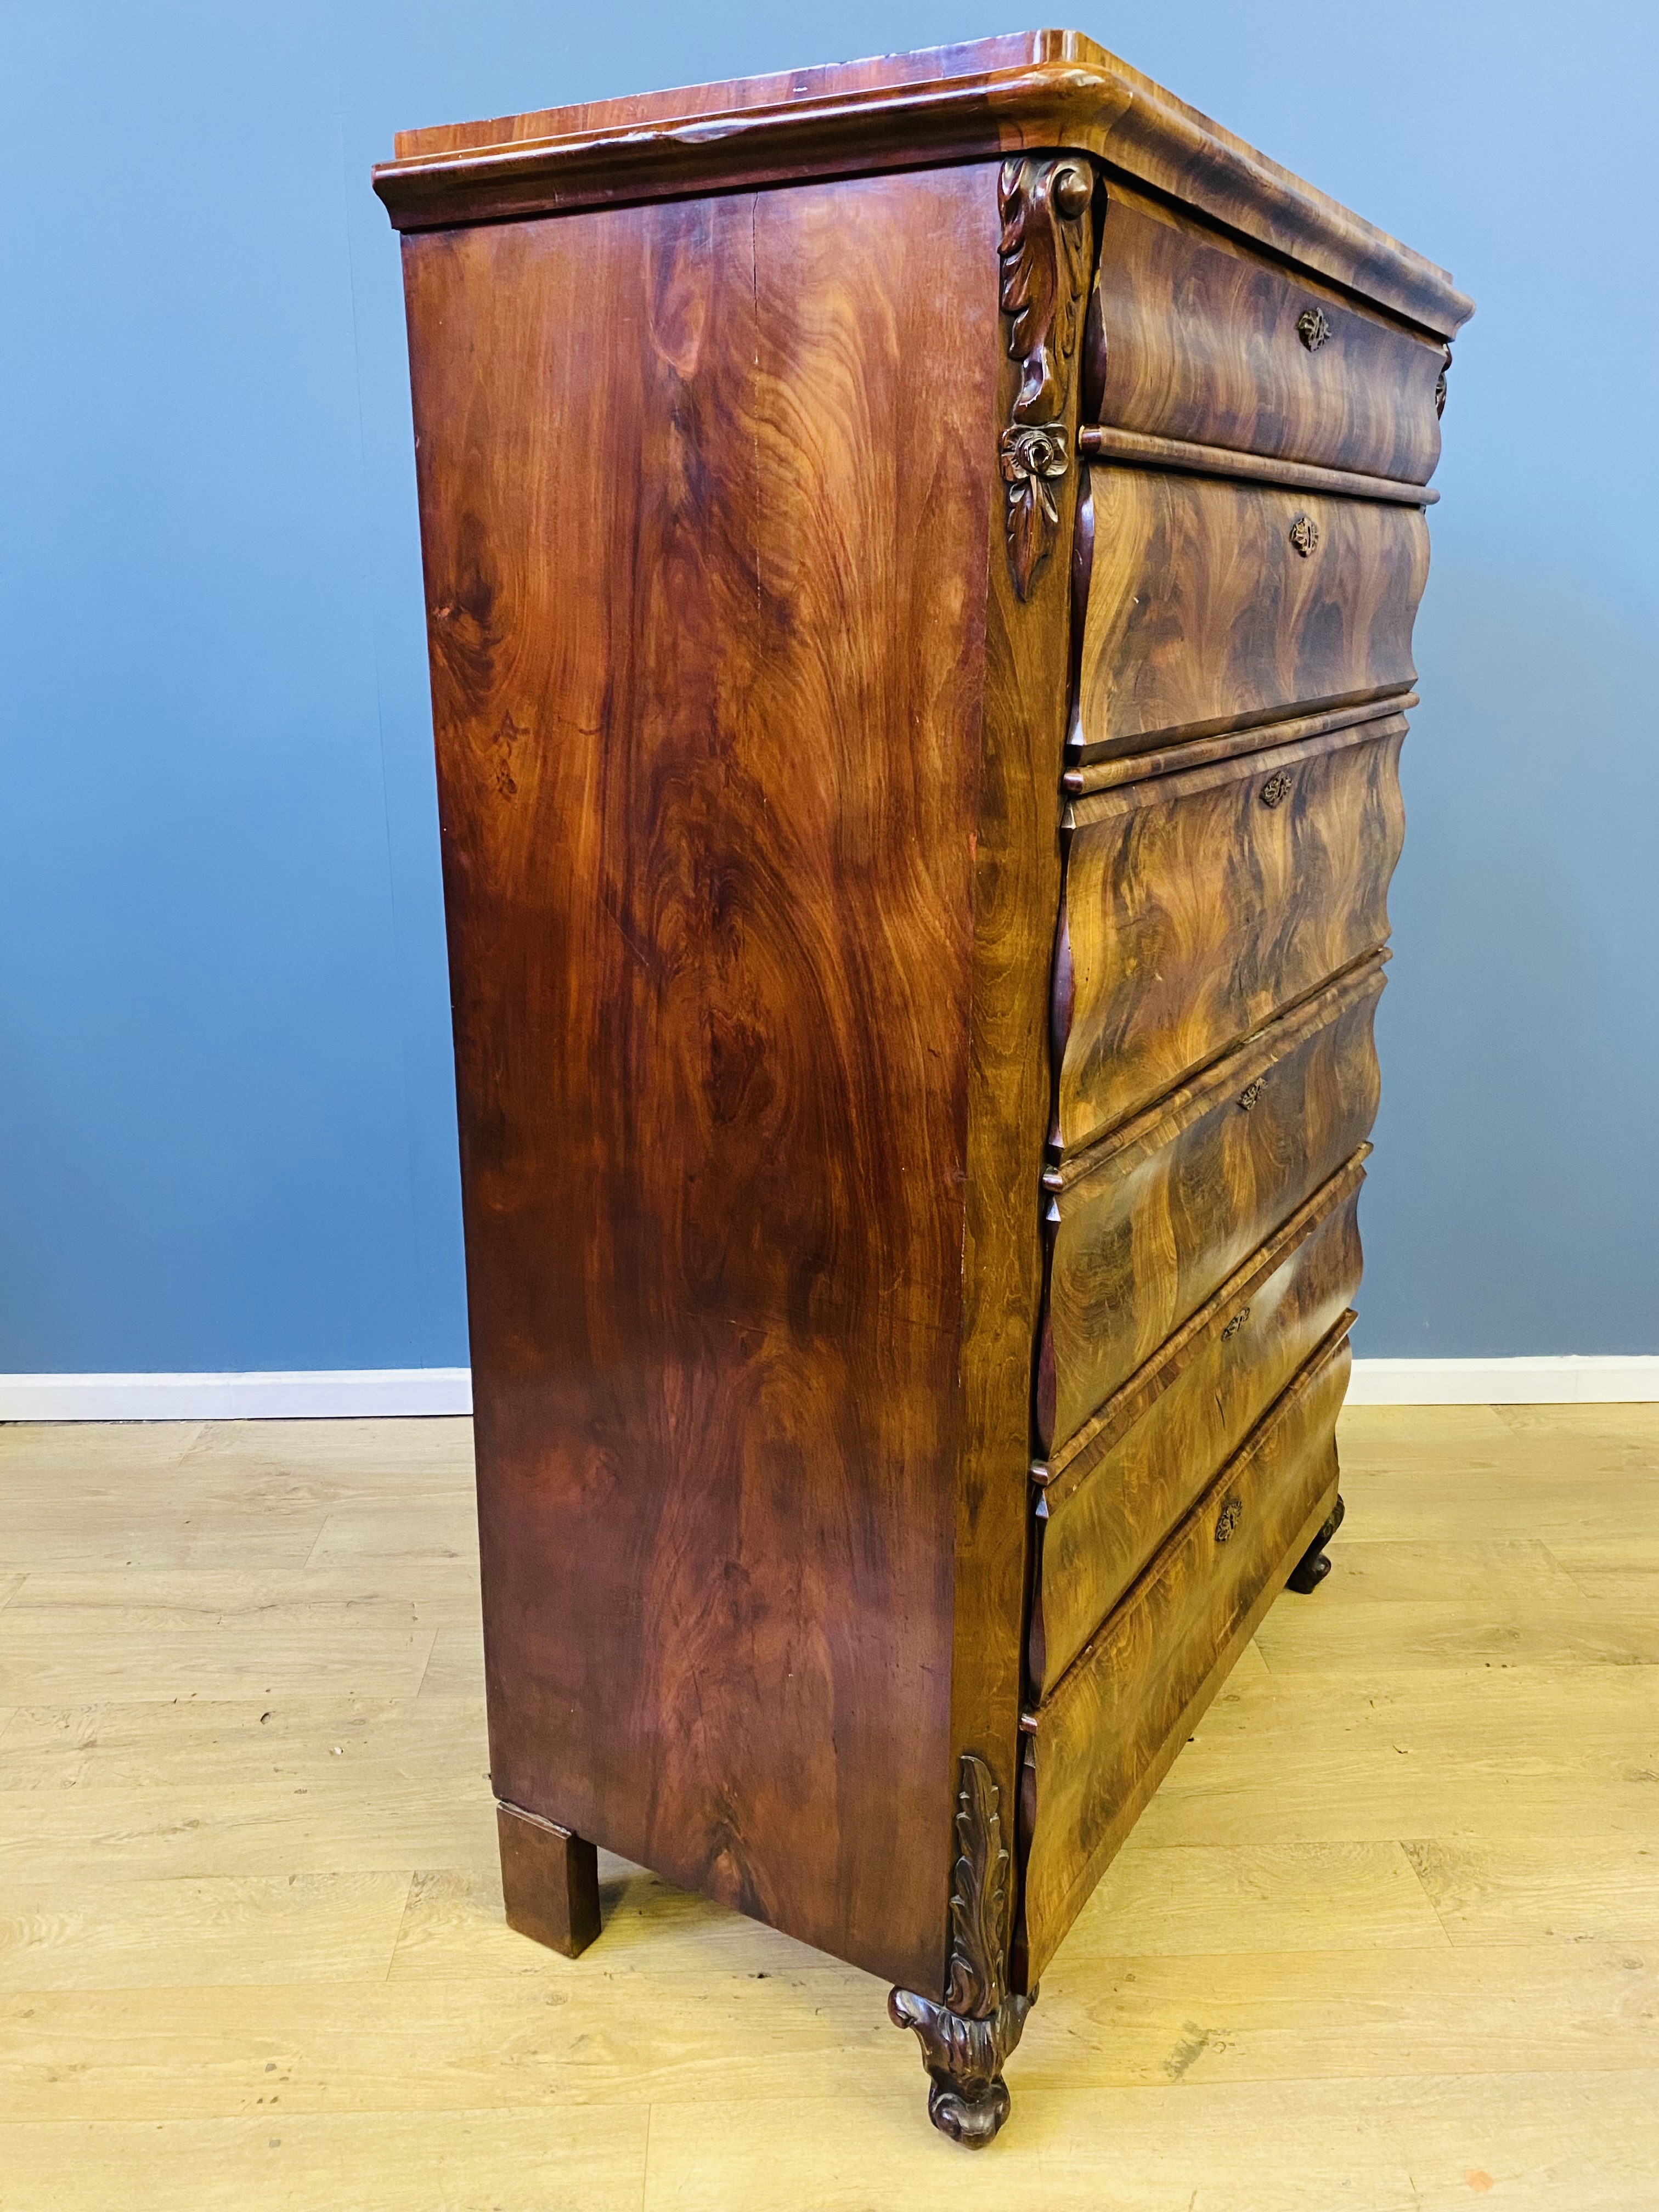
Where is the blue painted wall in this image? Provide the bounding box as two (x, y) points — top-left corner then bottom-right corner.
(2, 1), (1654, 1370)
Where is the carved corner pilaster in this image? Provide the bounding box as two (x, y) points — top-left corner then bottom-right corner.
(997, 155), (1094, 601)
(889, 1752), (1035, 2147)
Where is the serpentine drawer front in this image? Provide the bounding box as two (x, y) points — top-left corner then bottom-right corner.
(1039, 957), (1385, 1447)
(1087, 180), (1448, 483)
(1018, 1330), (1352, 1984)
(1074, 474), (1428, 761)
(1031, 1158), (1365, 1699)
(375, 27), (1470, 2148)
(1055, 713), (1405, 1152)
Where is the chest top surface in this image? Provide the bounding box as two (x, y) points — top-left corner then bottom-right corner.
(373, 27), (1472, 340)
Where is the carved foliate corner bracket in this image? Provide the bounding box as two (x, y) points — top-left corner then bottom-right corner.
(889, 1752), (1034, 2148)
(997, 155), (1093, 600)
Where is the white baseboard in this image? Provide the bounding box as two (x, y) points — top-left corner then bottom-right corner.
(0, 1368), (473, 1421)
(0, 1356), (1655, 1423)
(1344, 1356), (1659, 1406)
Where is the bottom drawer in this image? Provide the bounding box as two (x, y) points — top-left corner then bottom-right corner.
(1016, 1329), (1350, 1984)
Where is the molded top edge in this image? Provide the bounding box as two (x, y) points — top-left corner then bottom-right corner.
(373, 29), (1473, 338)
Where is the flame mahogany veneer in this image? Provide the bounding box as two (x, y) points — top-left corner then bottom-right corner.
(375, 29), (1470, 2146)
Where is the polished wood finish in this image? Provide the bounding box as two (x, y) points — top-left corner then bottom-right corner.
(1063, 692), (1417, 795)
(1078, 425), (1438, 506)
(1030, 1164), (1364, 1699)
(374, 33), (1475, 341)
(1075, 473), (1427, 760)
(1056, 715), (1406, 1153)
(1018, 1334), (1351, 1982)
(496, 1802), (600, 1957)
(405, 167), (1008, 1994)
(1039, 960), (1386, 1448)
(382, 33), (1468, 2144)
(1086, 182), (1447, 482)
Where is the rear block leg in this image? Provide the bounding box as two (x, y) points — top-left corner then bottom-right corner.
(496, 1799), (601, 1956)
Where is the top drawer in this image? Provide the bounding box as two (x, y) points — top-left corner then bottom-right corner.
(1088, 184), (1447, 485)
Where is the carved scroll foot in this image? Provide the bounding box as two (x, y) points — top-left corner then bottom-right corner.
(888, 1982), (1033, 2147)
(889, 1751), (1033, 2146)
(1286, 1492), (1346, 1593)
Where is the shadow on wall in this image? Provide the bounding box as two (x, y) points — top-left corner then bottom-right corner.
(1361, 565), (1659, 1357)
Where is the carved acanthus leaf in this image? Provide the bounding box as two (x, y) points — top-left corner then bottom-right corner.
(997, 157), (1092, 426)
(996, 157), (1093, 600)
(888, 1753), (1034, 2148)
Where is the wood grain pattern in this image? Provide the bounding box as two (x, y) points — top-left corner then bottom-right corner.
(1063, 692), (1417, 795)
(1078, 424), (1437, 505)
(1019, 1334), (1351, 1982)
(377, 34), (1475, 2132)
(1038, 958), (1385, 1448)
(1075, 473), (1428, 760)
(1088, 183), (1447, 482)
(374, 34), (1475, 340)
(1030, 1161), (1364, 1698)
(495, 1802), (600, 1959)
(1056, 716), (1405, 1155)
(946, 161), (1094, 1949)
(403, 167), (1005, 1991)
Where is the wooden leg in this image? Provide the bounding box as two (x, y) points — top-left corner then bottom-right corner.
(889, 1753), (1032, 2147)
(496, 1799), (601, 1957)
(1286, 1492), (1346, 1594)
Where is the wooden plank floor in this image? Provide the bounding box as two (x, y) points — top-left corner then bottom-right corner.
(2, 1404), (1656, 2210)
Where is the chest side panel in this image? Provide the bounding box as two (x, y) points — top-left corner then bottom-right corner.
(403, 170), (1002, 1988)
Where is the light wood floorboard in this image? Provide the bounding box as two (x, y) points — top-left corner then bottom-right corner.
(0, 1403), (1654, 2209)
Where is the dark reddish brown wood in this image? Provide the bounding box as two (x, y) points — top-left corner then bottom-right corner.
(946, 155), (1094, 1971)
(373, 33), (1475, 341)
(382, 33), (1471, 2143)
(405, 167), (1007, 1991)
(497, 1802), (601, 1957)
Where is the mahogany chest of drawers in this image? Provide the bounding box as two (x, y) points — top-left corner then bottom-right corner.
(374, 30), (1471, 2145)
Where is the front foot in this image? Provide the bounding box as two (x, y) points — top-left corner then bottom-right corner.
(888, 1983), (1032, 2148)
(1286, 1493), (1346, 1593)
(889, 1751), (1033, 2146)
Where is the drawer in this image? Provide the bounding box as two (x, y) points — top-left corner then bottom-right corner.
(1056, 715), (1403, 1156)
(1087, 183), (1447, 484)
(1076, 470), (1427, 761)
(1037, 956), (1383, 1452)
(1030, 1157), (1363, 1699)
(1018, 1329), (1350, 1982)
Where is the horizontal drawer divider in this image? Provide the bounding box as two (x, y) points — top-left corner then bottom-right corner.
(1063, 692), (1417, 796)
(1020, 1309), (1357, 1728)
(1062, 709), (1408, 833)
(1032, 1147), (1370, 1502)
(1079, 421), (1438, 504)
(1045, 949), (1391, 1192)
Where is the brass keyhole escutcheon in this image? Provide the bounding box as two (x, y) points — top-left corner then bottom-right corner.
(1296, 305), (1331, 350)
(1288, 514), (1319, 557)
(1221, 1307), (1250, 1341)
(1260, 772), (1294, 809)
(1238, 1079), (1263, 1111)
(1215, 1497), (1242, 1545)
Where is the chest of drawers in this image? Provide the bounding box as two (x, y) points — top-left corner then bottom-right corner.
(374, 30), (1471, 2146)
